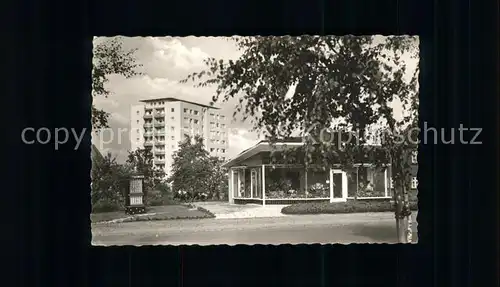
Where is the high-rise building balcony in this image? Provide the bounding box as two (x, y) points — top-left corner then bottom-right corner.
(154, 122), (165, 127)
(154, 158), (165, 164)
(155, 140), (165, 146)
(144, 141), (154, 147)
(143, 114), (153, 119)
(155, 150), (166, 155)
(155, 130), (165, 136)
(144, 123), (153, 128)
(144, 131), (153, 136)
(154, 112), (165, 118)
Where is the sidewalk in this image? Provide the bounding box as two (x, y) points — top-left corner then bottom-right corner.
(191, 202), (289, 219)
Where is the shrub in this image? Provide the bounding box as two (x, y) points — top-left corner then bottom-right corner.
(92, 198), (124, 213)
(91, 152), (130, 208)
(155, 181), (171, 194)
(281, 200), (418, 215)
(196, 206), (215, 217)
(146, 189), (178, 206)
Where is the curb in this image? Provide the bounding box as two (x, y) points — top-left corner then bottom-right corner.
(93, 208), (217, 225)
(94, 212), (159, 224)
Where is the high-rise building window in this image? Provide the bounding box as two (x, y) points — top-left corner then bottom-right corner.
(411, 151), (418, 164)
(171, 136), (175, 140)
(171, 108), (175, 112)
(184, 108), (188, 113)
(411, 177), (418, 189)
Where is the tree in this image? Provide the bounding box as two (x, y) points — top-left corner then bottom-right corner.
(92, 37), (142, 130)
(126, 148), (166, 197)
(203, 156), (229, 200)
(91, 152), (131, 212)
(182, 35), (419, 242)
(168, 135), (215, 201)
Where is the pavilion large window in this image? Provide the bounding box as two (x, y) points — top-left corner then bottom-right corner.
(346, 165), (388, 198)
(232, 167), (263, 199)
(306, 167), (330, 198)
(232, 170), (239, 198)
(347, 168), (358, 197)
(265, 166), (304, 199)
(357, 166), (386, 197)
(250, 169), (262, 199)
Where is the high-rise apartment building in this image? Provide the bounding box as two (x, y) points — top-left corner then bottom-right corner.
(130, 97), (229, 177)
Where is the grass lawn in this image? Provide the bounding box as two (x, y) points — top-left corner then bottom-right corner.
(91, 204), (215, 223)
(281, 200), (418, 215)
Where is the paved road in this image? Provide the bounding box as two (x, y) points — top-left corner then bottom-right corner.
(92, 212), (418, 245)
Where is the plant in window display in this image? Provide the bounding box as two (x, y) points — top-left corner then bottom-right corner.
(308, 183), (327, 197)
(287, 189), (297, 198)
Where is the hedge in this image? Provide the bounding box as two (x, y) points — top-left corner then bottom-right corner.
(281, 200), (418, 215)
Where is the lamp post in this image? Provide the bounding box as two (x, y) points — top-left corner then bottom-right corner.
(126, 168), (146, 215)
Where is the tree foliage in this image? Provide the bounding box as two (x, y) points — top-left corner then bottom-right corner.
(91, 152), (131, 211)
(183, 35), (419, 214)
(92, 37), (142, 130)
(168, 135), (228, 201)
(204, 156), (229, 200)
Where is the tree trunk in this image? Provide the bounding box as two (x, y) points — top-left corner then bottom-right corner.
(406, 213), (413, 243)
(396, 216), (407, 243)
(394, 187), (409, 243)
(354, 166), (359, 200)
(403, 187), (413, 243)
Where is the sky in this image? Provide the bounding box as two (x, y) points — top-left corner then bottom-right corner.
(92, 36), (419, 163)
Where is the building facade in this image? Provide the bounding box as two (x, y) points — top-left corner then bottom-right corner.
(223, 139), (418, 205)
(130, 97), (229, 177)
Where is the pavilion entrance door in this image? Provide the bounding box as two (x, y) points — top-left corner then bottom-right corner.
(331, 169), (347, 200)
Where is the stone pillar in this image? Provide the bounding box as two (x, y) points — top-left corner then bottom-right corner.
(126, 174), (146, 215)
